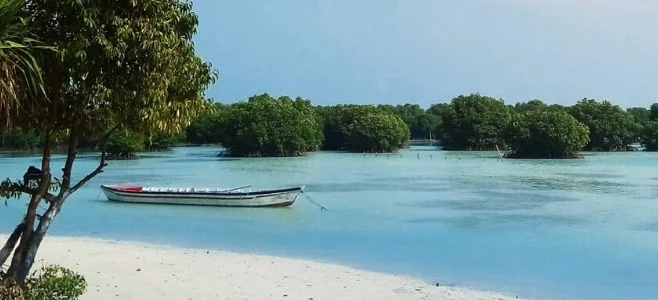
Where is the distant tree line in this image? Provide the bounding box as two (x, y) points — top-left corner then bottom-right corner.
(0, 123), (184, 159)
(184, 94), (409, 156)
(183, 93), (657, 158)
(3, 93), (658, 158)
(431, 95), (657, 157)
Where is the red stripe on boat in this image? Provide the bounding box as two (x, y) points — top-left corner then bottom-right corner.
(114, 185), (143, 192)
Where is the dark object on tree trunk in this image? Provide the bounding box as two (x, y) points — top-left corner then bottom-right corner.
(0, 223), (25, 270)
(22, 166), (42, 187)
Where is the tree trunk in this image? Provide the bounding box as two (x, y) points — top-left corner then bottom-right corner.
(0, 222), (25, 268)
(15, 198), (64, 283)
(6, 132), (52, 283)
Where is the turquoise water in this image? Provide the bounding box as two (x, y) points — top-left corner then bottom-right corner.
(1, 146), (658, 299)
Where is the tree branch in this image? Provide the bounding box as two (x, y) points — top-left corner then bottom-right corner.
(15, 185), (55, 203)
(59, 126), (79, 192)
(69, 124), (120, 194)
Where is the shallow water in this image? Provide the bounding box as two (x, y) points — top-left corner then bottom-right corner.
(1, 146), (657, 300)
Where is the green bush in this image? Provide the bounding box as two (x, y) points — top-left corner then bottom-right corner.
(219, 94), (323, 157)
(27, 265), (87, 300)
(504, 110), (590, 159)
(568, 99), (637, 151)
(106, 129), (145, 160)
(315, 104), (410, 152)
(344, 110), (409, 152)
(1, 265), (86, 300)
(440, 94), (512, 150)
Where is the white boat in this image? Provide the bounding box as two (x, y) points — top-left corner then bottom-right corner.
(100, 184), (304, 207)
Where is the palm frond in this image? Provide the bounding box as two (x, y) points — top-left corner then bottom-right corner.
(0, 0), (53, 128)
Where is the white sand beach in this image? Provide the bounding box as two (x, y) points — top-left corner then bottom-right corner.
(8, 235), (522, 300)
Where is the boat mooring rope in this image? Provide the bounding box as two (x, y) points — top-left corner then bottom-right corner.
(301, 191), (328, 211)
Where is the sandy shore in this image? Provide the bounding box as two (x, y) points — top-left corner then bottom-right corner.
(4, 235), (522, 300)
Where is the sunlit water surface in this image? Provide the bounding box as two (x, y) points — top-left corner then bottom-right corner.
(1, 146), (657, 300)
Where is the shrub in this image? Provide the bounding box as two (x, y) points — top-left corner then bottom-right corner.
(316, 104), (410, 152)
(105, 129), (145, 160)
(568, 99), (637, 151)
(0, 265), (86, 300)
(504, 110), (589, 159)
(344, 110), (409, 152)
(219, 94), (323, 157)
(441, 94), (512, 150)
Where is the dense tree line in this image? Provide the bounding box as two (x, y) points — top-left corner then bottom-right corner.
(434, 94), (656, 157)
(183, 96), (409, 156)
(0, 125), (182, 156)
(4, 92), (658, 158)
(181, 92), (657, 158)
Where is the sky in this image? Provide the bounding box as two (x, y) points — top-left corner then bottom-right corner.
(192, 0), (658, 108)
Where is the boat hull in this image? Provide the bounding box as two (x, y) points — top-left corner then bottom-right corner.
(100, 185), (303, 207)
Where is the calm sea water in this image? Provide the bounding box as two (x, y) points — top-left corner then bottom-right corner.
(1, 146), (657, 299)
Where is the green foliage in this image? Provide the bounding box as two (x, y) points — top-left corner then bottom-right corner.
(219, 94), (323, 157)
(316, 104), (410, 152)
(513, 100), (566, 113)
(0, 127), (39, 149)
(185, 103), (227, 145)
(145, 131), (179, 151)
(106, 129), (145, 160)
(1, 265), (86, 300)
(568, 99), (637, 151)
(426, 103), (451, 142)
(0, 0), (52, 128)
(12, 0), (217, 140)
(0, 0), (218, 286)
(513, 99), (548, 113)
(641, 121), (658, 151)
(315, 104), (362, 151)
(0, 178), (23, 199)
(504, 110), (589, 159)
(27, 265), (87, 300)
(427, 103), (451, 116)
(345, 109), (409, 152)
(650, 103), (658, 121)
(440, 94), (512, 150)
(377, 104), (438, 139)
(626, 107), (650, 142)
(627, 107), (651, 124)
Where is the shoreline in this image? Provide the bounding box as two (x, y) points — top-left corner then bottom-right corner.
(2, 234), (525, 300)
